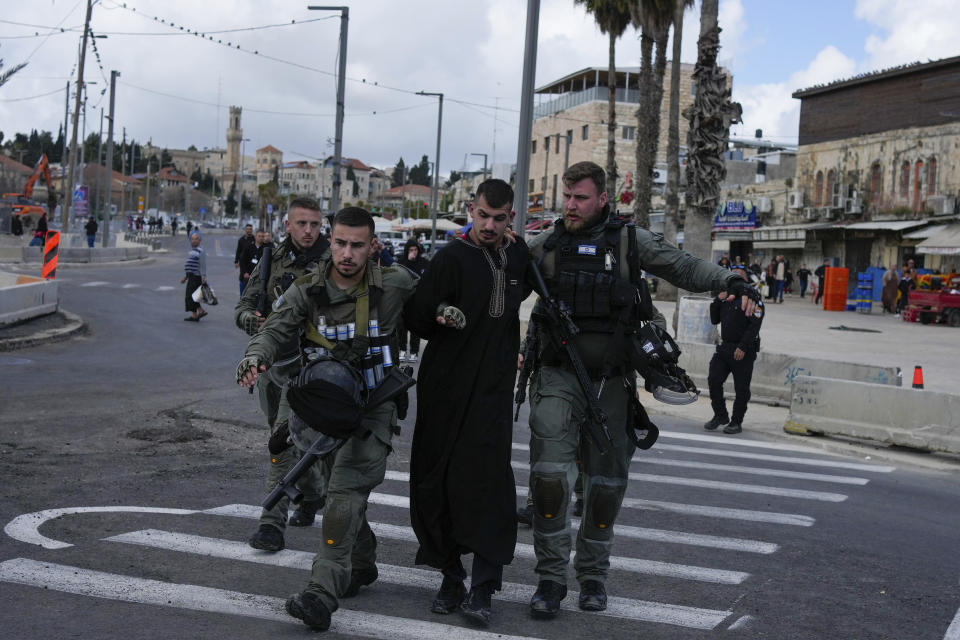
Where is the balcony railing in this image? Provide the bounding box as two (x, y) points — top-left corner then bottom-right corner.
(534, 87), (642, 119)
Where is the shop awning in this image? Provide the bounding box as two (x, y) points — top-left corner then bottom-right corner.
(840, 220), (926, 231)
(903, 224), (948, 239)
(916, 224), (960, 255)
(753, 239), (806, 249)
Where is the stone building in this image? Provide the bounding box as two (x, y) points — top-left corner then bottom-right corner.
(528, 64), (698, 212)
(256, 145), (283, 185)
(788, 56), (960, 273)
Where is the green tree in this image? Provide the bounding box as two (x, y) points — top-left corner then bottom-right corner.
(576, 0), (634, 204)
(224, 183), (237, 217)
(408, 155), (431, 186)
(391, 157), (407, 187)
(445, 170), (462, 188)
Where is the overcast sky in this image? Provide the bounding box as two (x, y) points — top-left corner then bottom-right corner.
(1, 0), (958, 178)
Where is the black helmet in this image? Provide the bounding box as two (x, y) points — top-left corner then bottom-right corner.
(287, 357), (366, 449)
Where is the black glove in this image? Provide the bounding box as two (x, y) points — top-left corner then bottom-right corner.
(727, 278), (761, 303)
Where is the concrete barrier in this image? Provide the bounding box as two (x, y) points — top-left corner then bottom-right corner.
(20, 245), (147, 263)
(0, 271), (58, 326)
(678, 341), (901, 405)
(785, 375), (960, 454)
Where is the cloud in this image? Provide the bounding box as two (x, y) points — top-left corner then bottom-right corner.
(731, 46), (857, 143)
(855, 0), (960, 71)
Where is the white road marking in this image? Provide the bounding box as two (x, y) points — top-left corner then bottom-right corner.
(155, 285), (176, 291)
(636, 457), (870, 485)
(361, 491), (777, 554)
(206, 504), (750, 585)
(121, 283), (140, 289)
(80, 281), (110, 287)
(4, 506), (199, 549)
(383, 469), (815, 526)
(945, 604), (960, 640)
(651, 443), (896, 473)
(0, 558), (542, 640)
(106, 530), (733, 629)
(509, 461), (848, 502)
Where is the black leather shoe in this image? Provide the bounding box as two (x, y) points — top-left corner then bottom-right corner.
(723, 422), (743, 434)
(285, 591), (331, 631)
(572, 498), (584, 517)
(288, 497), (325, 527)
(430, 575), (466, 614)
(460, 583), (494, 626)
(704, 416), (728, 431)
(578, 579), (607, 611)
(247, 524), (284, 552)
(517, 504), (532, 527)
(529, 580), (567, 619)
(342, 565), (378, 598)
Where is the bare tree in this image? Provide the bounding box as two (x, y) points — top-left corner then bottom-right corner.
(575, 0), (634, 205)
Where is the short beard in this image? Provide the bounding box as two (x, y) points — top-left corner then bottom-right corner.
(333, 262), (364, 280)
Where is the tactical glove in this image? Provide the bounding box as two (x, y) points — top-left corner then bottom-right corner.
(240, 312), (263, 336)
(236, 355), (264, 384)
(727, 278), (761, 303)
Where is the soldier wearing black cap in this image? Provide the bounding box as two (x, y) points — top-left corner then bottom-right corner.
(704, 267), (764, 435)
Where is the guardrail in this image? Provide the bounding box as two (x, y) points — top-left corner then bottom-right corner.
(785, 375), (960, 454)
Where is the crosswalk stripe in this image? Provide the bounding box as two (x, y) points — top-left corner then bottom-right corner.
(106, 529), (734, 629)
(509, 461), (848, 502)
(656, 430), (895, 464)
(122, 283), (140, 289)
(0, 558), (541, 640)
(635, 457), (870, 485)
(80, 281), (110, 287)
(651, 443), (895, 473)
(382, 469), (815, 526)
(360, 491), (778, 554)
(205, 504), (750, 585)
(155, 285), (176, 291)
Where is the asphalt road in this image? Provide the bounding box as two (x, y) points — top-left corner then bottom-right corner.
(1, 234), (959, 639)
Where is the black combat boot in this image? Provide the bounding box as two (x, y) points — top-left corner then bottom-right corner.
(703, 416), (728, 431)
(288, 497), (325, 527)
(578, 579), (607, 611)
(430, 575), (466, 614)
(572, 497), (584, 517)
(342, 565), (378, 598)
(529, 580), (567, 619)
(460, 582), (495, 626)
(516, 504), (533, 527)
(285, 591), (331, 631)
(723, 422), (743, 434)
(247, 524), (284, 552)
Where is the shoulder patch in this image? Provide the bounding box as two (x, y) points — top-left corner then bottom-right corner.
(753, 302), (764, 319)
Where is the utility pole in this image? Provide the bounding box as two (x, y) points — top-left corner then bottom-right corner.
(61, 82), (69, 211)
(308, 6), (349, 214)
(96, 108), (103, 218)
(417, 91), (443, 250)
(102, 70), (118, 247)
(120, 127), (126, 219)
(64, 0), (94, 228)
(514, 0), (540, 234)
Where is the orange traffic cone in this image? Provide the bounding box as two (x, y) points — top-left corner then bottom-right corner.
(912, 366), (924, 389)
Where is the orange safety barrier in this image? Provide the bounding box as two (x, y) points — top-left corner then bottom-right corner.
(42, 230), (59, 279)
(912, 366), (924, 389)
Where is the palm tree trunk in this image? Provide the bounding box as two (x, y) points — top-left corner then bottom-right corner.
(606, 29), (618, 206)
(665, 0), (686, 326)
(633, 33), (654, 229)
(649, 29), (674, 301)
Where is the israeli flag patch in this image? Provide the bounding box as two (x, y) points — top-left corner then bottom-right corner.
(578, 245), (597, 256)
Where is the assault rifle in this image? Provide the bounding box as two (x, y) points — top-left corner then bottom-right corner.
(248, 242), (273, 395)
(514, 319), (538, 421)
(528, 260), (613, 454)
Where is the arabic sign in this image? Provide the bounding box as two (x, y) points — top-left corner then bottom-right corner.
(714, 201), (757, 230)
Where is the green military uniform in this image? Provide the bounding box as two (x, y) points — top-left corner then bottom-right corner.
(235, 240), (329, 532)
(243, 258), (416, 614)
(526, 214), (738, 587)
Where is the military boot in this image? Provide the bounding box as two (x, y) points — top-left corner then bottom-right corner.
(288, 497), (325, 527)
(285, 591), (331, 631)
(529, 580), (567, 619)
(430, 575), (466, 614)
(247, 524), (284, 552)
(460, 582), (495, 627)
(703, 416), (728, 431)
(342, 565), (378, 598)
(578, 580), (607, 611)
(516, 504), (533, 527)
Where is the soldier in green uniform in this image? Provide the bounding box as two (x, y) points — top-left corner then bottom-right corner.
(237, 206), (417, 632)
(234, 198), (330, 552)
(525, 162), (759, 618)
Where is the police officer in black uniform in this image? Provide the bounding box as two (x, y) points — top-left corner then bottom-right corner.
(704, 266), (764, 434)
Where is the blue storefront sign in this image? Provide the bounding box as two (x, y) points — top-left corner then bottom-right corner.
(714, 201), (757, 231)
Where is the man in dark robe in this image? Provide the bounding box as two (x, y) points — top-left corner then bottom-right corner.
(404, 179), (531, 627)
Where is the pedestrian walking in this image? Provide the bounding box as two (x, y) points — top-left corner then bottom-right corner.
(180, 232), (207, 322)
(235, 224), (256, 294)
(797, 264), (811, 298)
(397, 238), (429, 362)
(704, 267), (764, 435)
(404, 179), (531, 627)
(814, 260), (829, 305)
(84, 215), (98, 248)
(29, 212), (48, 247)
(523, 161), (759, 618)
(881, 264), (899, 313)
(171, 217), (179, 236)
(775, 255), (786, 303)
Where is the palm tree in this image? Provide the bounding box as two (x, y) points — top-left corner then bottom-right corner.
(682, 0), (742, 262)
(631, 0), (674, 230)
(574, 0), (634, 205)
(0, 45), (26, 90)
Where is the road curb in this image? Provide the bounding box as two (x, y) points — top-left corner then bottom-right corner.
(0, 310), (87, 352)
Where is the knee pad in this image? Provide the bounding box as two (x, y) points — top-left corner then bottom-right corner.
(584, 483), (623, 540)
(532, 472), (568, 532)
(321, 498), (355, 549)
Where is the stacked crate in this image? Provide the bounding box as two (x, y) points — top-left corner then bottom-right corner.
(856, 272), (873, 313)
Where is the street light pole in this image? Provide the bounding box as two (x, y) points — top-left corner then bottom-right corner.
(514, 0), (541, 235)
(102, 70), (118, 247)
(417, 91), (443, 251)
(64, 0), (94, 228)
(308, 6), (349, 213)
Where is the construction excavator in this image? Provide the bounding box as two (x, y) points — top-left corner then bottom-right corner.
(2, 154), (58, 229)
